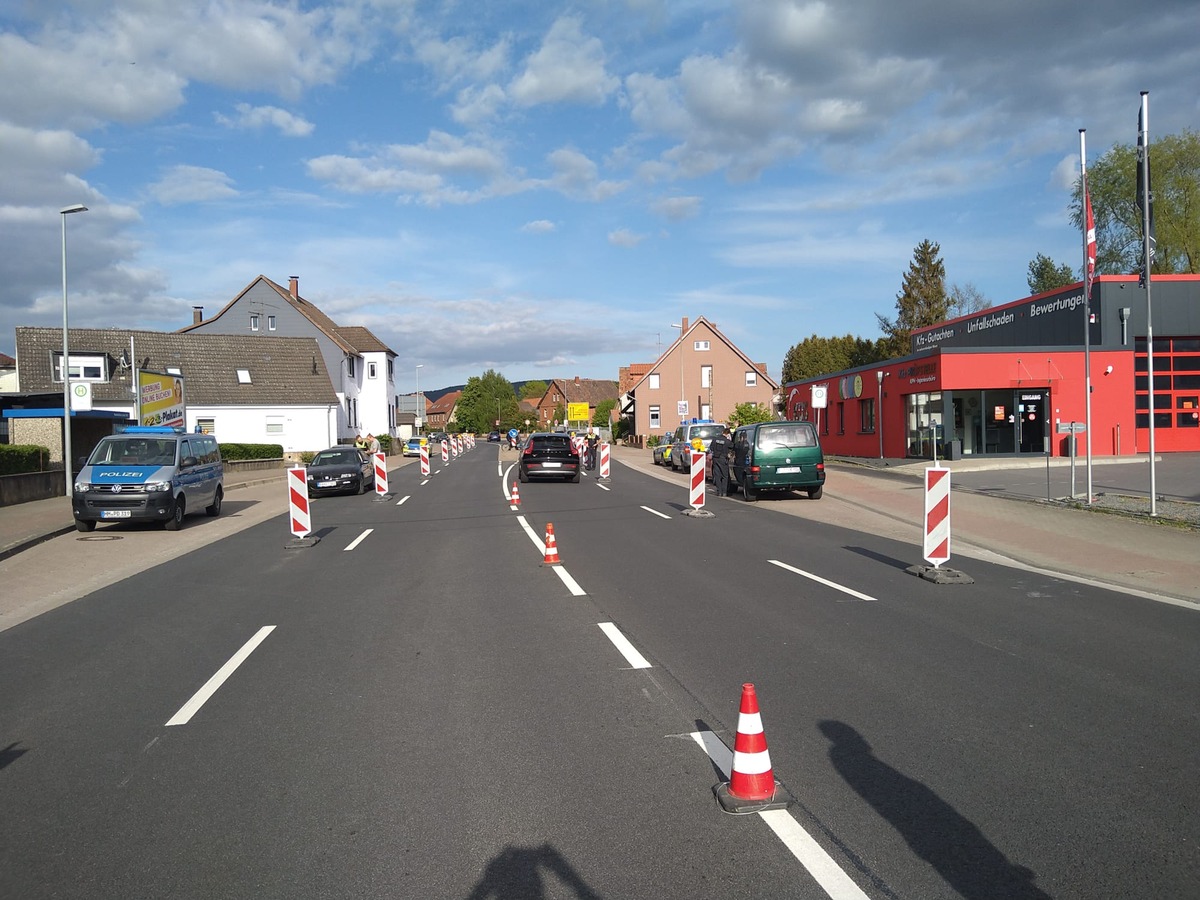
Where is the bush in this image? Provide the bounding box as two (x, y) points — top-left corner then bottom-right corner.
(0, 444), (52, 476)
(298, 451), (316, 464)
(218, 442), (284, 461)
(377, 434), (393, 452)
(646, 435), (660, 448)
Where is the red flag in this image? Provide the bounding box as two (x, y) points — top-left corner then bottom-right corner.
(1084, 186), (1096, 288)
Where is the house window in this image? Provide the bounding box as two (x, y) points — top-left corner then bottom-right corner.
(347, 357), (356, 377)
(236, 369), (251, 384)
(197, 418), (215, 435)
(837, 402), (845, 435)
(166, 367), (182, 375)
(387, 359), (394, 378)
(649, 373), (660, 390)
(701, 365), (713, 388)
(368, 362), (378, 379)
(266, 416), (284, 435)
(701, 403), (712, 420)
(250, 314), (260, 331)
(745, 370), (757, 387)
(268, 315), (276, 331)
(649, 405), (661, 429)
(53, 353), (108, 383)
(860, 398), (876, 433)
(694, 340), (710, 351)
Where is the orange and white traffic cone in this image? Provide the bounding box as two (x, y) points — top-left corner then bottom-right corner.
(542, 523), (561, 565)
(714, 682), (790, 813)
(511, 481), (521, 507)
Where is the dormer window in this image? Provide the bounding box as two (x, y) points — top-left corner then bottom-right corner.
(236, 369), (251, 384)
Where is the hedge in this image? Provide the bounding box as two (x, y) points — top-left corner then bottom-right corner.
(0, 444), (53, 476)
(218, 442), (284, 461)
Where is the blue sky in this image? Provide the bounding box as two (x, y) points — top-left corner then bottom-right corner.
(2, 0), (1197, 392)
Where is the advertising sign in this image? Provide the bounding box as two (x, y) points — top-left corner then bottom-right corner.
(138, 370), (186, 428)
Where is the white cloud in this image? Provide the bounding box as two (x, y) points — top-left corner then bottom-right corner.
(148, 166), (239, 205)
(508, 16), (619, 107)
(650, 195), (702, 221)
(521, 220), (557, 234)
(608, 228), (646, 248)
(547, 148), (628, 201)
(215, 103), (314, 137)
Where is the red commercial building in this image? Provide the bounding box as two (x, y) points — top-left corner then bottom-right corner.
(783, 275), (1200, 459)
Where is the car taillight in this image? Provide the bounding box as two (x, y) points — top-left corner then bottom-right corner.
(523, 442), (534, 455)
(816, 462), (825, 474)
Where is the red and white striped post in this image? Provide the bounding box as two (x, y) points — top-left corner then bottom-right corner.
(288, 466), (311, 538)
(923, 466), (951, 567)
(373, 451), (388, 497)
(420, 443), (430, 476)
(598, 442), (610, 479)
(689, 449), (706, 509)
(440, 440), (448, 463)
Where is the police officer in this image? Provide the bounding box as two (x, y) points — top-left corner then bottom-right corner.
(709, 425), (733, 496)
(584, 426), (600, 471)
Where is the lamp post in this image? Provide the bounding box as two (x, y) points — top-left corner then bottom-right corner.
(60, 203), (88, 497)
(671, 322), (684, 422)
(414, 364), (423, 435)
(876, 370), (885, 459)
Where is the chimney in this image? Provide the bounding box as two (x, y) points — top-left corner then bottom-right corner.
(192, 306), (204, 325)
(289, 275), (299, 297)
(681, 317), (689, 333)
(574, 375), (581, 385)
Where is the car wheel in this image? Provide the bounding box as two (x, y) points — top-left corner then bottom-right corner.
(518, 467), (529, 483)
(742, 477), (758, 503)
(807, 485), (823, 500)
(570, 471), (580, 483)
(164, 497), (186, 530)
(356, 476), (366, 495)
(206, 486), (223, 517)
(75, 519), (96, 533)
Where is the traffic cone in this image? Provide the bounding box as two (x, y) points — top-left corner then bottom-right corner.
(714, 683), (790, 814)
(542, 523), (561, 565)
(511, 481), (521, 507)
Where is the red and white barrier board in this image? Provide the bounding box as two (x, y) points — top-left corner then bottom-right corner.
(923, 466), (951, 567)
(599, 442), (610, 479)
(373, 451), (388, 496)
(690, 449), (706, 509)
(441, 440), (448, 462)
(420, 444), (430, 476)
(288, 466), (311, 538)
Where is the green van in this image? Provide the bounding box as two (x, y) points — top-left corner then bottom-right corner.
(730, 421), (825, 501)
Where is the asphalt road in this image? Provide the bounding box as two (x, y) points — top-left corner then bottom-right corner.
(1, 446), (1197, 899)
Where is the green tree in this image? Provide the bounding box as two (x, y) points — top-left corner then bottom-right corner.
(591, 399), (616, 426)
(727, 402), (774, 428)
(455, 369), (519, 433)
(947, 282), (991, 318)
(520, 379), (548, 400)
(781, 334), (885, 383)
(1025, 253), (1077, 295)
(1072, 129), (1200, 275)
(876, 239), (948, 358)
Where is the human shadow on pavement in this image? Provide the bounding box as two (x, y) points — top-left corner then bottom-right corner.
(818, 720), (1052, 900)
(465, 843), (602, 900)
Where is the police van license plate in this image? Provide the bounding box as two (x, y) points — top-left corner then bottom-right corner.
(777, 466), (801, 474)
(101, 510), (132, 518)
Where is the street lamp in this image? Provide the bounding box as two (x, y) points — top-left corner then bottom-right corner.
(671, 322), (684, 421)
(61, 203), (88, 497)
(414, 364), (423, 435)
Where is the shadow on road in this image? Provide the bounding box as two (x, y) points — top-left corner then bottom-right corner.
(0, 741), (28, 771)
(465, 843), (602, 899)
(818, 720), (1052, 900)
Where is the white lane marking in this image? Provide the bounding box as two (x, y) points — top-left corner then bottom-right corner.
(554, 566), (587, 596)
(768, 559), (878, 602)
(420, 479), (430, 486)
(641, 505), (671, 519)
(689, 731), (869, 900)
(517, 515), (546, 554)
(396, 495), (410, 506)
(166, 626), (276, 726)
(344, 528), (374, 552)
(598, 622), (651, 668)
(596, 483), (611, 491)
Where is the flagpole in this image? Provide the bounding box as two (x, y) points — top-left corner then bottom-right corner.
(1079, 129), (1094, 505)
(1139, 91), (1157, 517)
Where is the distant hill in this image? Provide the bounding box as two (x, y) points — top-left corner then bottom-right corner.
(423, 382), (535, 403)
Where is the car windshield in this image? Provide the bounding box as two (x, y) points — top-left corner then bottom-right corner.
(313, 450), (359, 465)
(756, 423), (816, 449)
(88, 438), (176, 466)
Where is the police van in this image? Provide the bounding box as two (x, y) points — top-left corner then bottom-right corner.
(72, 426), (224, 532)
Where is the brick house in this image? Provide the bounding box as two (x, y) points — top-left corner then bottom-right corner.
(625, 316), (778, 439)
(533, 377), (619, 429)
(426, 390), (461, 431)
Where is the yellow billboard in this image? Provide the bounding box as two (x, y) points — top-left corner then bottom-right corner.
(567, 402), (589, 423)
(138, 370), (186, 428)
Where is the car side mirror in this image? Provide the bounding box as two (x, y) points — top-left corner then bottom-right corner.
(181, 455), (198, 468)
